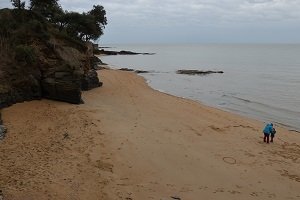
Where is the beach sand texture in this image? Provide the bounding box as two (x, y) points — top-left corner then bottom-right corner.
(0, 69), (299, 200)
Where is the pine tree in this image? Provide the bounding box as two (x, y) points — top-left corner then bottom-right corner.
(11, 0), (25, 10)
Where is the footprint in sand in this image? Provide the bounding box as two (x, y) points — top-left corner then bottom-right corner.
(185, 125), (202, 136)
(244, 151), (256, 158)
(222, 156), (237, 165)
(213, 188), (225, 193)
(233, 125), (258, 131)
(209, 125), (224, 132)
(267, 192), (276, 198)
(228, 190), (241, 194)
(198, 186), (209, 190)
(279, 170), (300, 182)
(94, 160), (113, 172)
(250, 192), (259, 197)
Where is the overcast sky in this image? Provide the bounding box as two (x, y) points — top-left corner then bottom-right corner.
(1, 0), (300, 44)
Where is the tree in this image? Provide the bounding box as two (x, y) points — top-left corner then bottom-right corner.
(78, 13), (102, 41)
(61, 12), (100, 41)
(29, 0), (61, 19)
(32, 2), (108, 42)
(88, 5), (107, 28)
(11, 0), (25, 9)
(51, 9), (68, 31)
(56, 5), (107, 42)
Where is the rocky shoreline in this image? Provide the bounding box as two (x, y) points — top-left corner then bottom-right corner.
(95, 49), (155, 56)
(0, 9), (105, 110)
(119, 68), (150, 74)
(0, 43), (103, 109)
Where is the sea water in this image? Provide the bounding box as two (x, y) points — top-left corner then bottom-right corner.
(100, 44), (300, 130)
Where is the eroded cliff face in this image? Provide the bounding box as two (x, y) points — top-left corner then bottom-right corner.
(0, 9), (102, 108)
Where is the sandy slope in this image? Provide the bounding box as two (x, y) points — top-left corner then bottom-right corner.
(0, 69), (299, 200)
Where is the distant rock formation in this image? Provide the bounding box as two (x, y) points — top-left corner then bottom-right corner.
(176, 70), (224, 75)
(95, 49), (155, 56)
(119, 68), (135, 72)
(119, 68), (150, 74)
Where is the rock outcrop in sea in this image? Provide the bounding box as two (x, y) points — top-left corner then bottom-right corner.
(176, 69), (224, 75)
(95, 49), (155, 56)
(119, 68), (150, 74)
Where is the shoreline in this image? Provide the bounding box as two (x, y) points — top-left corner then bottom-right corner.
(139, 73), (300, 132)
(120, 67), (300, 132)
(1, 69), (299, 199)
(99, 43), (300, 131)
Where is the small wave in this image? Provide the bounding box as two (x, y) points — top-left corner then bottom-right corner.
(222, 94), (300, 116)
(228, 95), (251, 103)
(157, 89), (166, 93)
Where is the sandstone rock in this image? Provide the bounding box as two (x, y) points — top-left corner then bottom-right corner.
(0, 10), (104, 108)
(42, 77), (82, 104)
(0, 92), (13, 108)
(94, 65), (110, 70)
(92, 56), (107, 70)
(0, 75), (42, 109)
(81, 70), (103, 91)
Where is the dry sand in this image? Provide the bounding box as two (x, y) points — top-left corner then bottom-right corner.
(0, 69), (299, 200)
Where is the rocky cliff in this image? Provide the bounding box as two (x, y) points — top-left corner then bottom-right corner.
(0, 9), (102, 109)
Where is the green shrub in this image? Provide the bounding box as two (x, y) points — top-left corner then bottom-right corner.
(15, 45), (37, 64)
(53, 30), (87, 51)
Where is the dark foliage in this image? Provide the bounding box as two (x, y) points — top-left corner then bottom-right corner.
(15, 45), (37, 64)
(11, 0), (25, 9)
(29, 0), (61, 20)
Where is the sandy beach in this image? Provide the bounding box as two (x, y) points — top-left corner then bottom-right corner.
(0, 69), (299, 200)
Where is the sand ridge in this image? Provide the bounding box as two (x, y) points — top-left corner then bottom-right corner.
(0, 69), (299, 199)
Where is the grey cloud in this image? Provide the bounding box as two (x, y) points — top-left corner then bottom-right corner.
(2, 0), (300, 23)
(1, 0), (299, 43)
(247, 0), (274, 3)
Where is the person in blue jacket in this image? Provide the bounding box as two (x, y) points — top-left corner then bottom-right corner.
(263, 123), (273, 143)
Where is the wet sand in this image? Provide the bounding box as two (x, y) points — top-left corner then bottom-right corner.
(0, 69), (299, 200)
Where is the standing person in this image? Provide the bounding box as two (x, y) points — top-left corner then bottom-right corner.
(270, 126), (276, 143)
(263, 123), (273, 143)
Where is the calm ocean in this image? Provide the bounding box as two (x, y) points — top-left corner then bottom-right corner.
(100, 44), (300, 130)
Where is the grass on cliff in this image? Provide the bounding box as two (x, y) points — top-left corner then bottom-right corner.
(0, 8), (87, 65)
